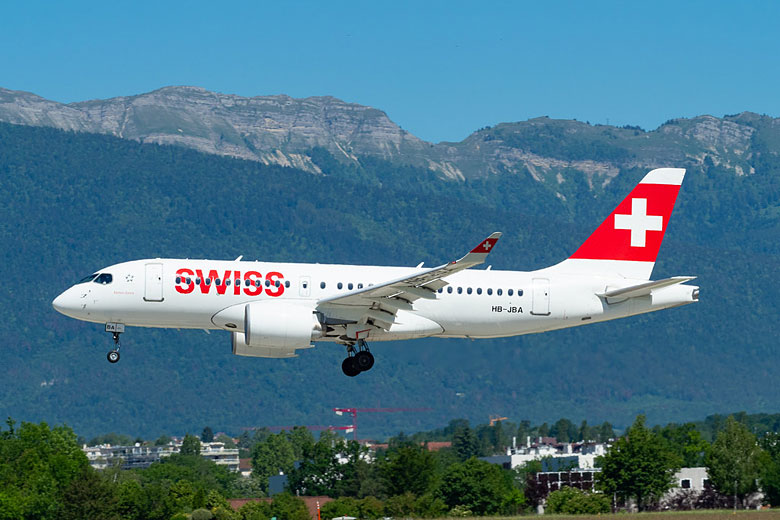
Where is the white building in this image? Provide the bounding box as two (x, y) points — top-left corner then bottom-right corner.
(482, 436), (610, 471)
(83, 439), (240, 472)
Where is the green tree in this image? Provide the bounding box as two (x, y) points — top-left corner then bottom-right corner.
(382, 444), (436, 496)
(59, 466), (120, 520)
(288, 426), (315, 460)
(181, 433), (202, 456)
(546, 486), (610, 514)
(435, 458), (513, 515)
(202, 427), (215, 443)
(759, 432), (780, 508)
(551, 418), (578, 443)
(238, 500), (272, 520)
(250, 433), (295, 493)
(598, 415), (679, 511)
(452, 424), (478, 461)
(706, 416), (765, 507)
(287, 430), (343, 496)
(270, 492), (309, 520)
(0, 419), (89, 520)
(155, 435), (172, 446)
(657, 422), (710, 467)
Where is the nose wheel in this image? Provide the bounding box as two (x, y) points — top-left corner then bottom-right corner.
(341, 340), (374, 376)
(105, 323), (125, 364)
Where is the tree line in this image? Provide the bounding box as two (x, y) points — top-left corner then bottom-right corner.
(3, 412), (780, 519)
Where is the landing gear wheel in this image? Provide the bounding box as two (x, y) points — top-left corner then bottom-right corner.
(341, 356), (360, 377)
(107, 350), (120, 363)
(355, 350), (374, 372)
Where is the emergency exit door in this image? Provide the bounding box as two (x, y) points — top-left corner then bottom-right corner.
(144, 263), (164, 302)
(531, 278), (550, 316)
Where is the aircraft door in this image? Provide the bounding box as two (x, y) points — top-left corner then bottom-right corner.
(299, 276), (311, 297)
(531, 278), (550, 316)
(144, 263), (164, 302)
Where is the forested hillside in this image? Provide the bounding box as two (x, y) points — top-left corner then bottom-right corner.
(0, 121), (777, 439)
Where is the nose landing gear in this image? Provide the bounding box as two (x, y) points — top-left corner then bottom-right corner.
(105, 323), (125, 364)
(341, 339), (374, 377)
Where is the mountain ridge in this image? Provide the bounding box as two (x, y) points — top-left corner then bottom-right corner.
(0, 86), (772, 184)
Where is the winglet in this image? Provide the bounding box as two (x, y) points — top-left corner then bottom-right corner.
(458, 232), (502, 266)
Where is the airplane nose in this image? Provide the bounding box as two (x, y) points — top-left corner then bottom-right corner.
(52, 290), (78, 316)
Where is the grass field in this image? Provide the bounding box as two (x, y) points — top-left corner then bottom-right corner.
(441, 511), (780, 520)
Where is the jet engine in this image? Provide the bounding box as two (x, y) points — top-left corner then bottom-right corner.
(230, 301), (322, 358)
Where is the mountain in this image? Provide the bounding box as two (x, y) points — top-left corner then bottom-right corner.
(2, 86), (776, 184)
(0, 90), (778, 440)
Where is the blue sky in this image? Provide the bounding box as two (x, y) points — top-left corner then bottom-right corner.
(2, 1), (778, 142)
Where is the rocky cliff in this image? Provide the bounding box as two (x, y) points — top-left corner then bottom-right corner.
(1, 86), (774, 182)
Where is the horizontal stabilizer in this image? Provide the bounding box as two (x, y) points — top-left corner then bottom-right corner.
(599, 276), (696, 299)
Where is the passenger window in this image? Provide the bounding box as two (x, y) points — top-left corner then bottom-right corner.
(467, 288), (472, 295)
(320, 282), (326, 289)
(196, 278), (201, 285)
(265, 280), (270, 287)
(186, 277), (192, 284)
(176, 276), (181, 284)
(476, 288), (482, 295)
(447, 287), (453, 294)
(225, 279), (231, 286)
(457, 287), (462, 294)
(497, 288), (502, 296)
(255, 280), (261, 287)
(518, 289), (524, 296)
(437, 288), (443, 293)
(358, 283), (363, 289)
(285, 281), (290, 288)
(338, 282), (343, 290)
(205, 278), (211, 285)
(487, 288), (493, 295)
(348, 283), (353, 290)
(508, 289), (513, 296)
(245, 279), (251, 286)
(275, 280), (280, 287)
(94, 273), (113, 285)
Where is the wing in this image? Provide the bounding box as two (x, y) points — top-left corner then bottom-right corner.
(316, 232), (501, 334)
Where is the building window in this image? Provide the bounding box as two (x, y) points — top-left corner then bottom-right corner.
(680, 479), (691, 489)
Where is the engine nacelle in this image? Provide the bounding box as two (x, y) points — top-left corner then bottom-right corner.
(238, 300), (322, 354)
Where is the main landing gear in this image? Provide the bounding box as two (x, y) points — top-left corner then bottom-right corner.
(105, 323), (125, 364)
(341, 339), (374, 377)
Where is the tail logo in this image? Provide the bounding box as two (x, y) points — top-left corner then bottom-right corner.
(614, 198), (663, 247)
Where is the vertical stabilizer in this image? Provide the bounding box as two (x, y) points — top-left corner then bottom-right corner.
(550, 168), (685, 280)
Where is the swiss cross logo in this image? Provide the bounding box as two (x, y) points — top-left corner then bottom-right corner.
(483, 241), (493, 251)
(614, 198), (663, 248)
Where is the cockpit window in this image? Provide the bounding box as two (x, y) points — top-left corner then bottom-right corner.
(94, 273), (113, 285)
(77, 273), (98, 284)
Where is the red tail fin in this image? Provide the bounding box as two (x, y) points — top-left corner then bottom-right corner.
(553, 168), (685, 279)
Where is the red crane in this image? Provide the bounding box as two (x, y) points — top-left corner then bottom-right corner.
(333, 407), (431, 441)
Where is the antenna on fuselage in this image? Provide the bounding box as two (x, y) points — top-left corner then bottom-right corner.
(235, 255), (243, 261)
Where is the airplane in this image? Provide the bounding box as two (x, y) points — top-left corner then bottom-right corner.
(53, 168), (699, 376)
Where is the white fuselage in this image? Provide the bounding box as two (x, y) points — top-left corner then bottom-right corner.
(53, 258), (698, 343)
